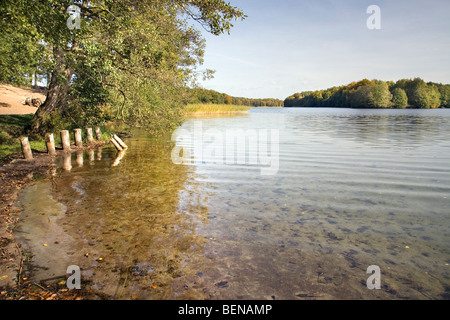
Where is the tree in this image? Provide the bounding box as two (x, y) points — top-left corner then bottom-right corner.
(370, 81), (392, 108)
(349, 85), (372, 108)
(394, 78), (441, 108)
(0, 3), (51, 86)
(286, 78), (448, 109)
(284, 95), (296, 108)
(349, 81), (391, 108)
(391, 88), (408, 108)
(438, 84), (450, 108)
(409, 82), (441, 108)
(224, 94), (233, 105)
(3, 0), (245, 134)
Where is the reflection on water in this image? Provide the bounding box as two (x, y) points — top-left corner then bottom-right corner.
(16, 134), (210, 299)
(15, 108), (450, 300)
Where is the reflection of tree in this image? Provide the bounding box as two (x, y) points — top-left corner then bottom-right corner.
(53, 130), (211, 299)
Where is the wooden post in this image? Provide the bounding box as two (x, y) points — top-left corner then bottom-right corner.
(74, 129), (83, 147)
(61, 130), (71, 152)
(94, 126), (102, 140)
(110, 137), (123, 151)
(113, 135), (128, 149)
(86, 127), (94, 143)
(20, 137), (33, 160)
(45, 133), (56, 156)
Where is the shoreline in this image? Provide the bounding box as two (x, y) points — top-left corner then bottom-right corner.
(186, 110), (249, 116)
(0, 142), (110, 300)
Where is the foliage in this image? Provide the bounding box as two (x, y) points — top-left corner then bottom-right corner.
(0, 115), (45, 159)
(370, 81), (393, 108)
(391, 88), (408, 109)
(188, 88), (283, 107)
(109, 73), (189, 136)
(285, 78), (448, 109)
(0, 130), (13, 145)
(393, 78), (441, 109)
(1, 0), (246, 135)
(438, 84), (450, 108)
(0, 2), (52, 86)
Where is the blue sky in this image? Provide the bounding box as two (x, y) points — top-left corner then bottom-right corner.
(196, 0), (450, 100)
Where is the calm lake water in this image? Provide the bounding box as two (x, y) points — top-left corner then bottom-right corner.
(15, 108), (450, 299)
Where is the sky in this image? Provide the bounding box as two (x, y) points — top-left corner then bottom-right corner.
(196, 0), (450, 100)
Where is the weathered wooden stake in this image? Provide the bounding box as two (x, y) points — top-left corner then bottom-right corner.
(45, 133), (56, 156)
(20, 137), (33, 160)
(113, 135), (128, 149)
(74, 129), (83, 147)
(86, 127), (94, 143)
(61, 130), (71, 152)
(94, 126), (102, 140)
(110, 137), (123, 151)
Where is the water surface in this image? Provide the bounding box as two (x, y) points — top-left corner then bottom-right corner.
(15, 108), (450, 299)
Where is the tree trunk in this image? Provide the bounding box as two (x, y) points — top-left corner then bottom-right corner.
(30, 47), (74, 134)
(33, 71), (38, 89)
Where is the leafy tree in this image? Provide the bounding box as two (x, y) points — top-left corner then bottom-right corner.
(286, 78), (448, 109)
(349, 85), (373, 108)
(0, 3), (51, 86)
(394, 78), (440, 108)
(391, 88), (408, 108)
(437, 84), (450, 108)
(284, 95), (296, 108)
(224, 94), (233, 105)
(370, 81), (392, 108)
(409, 82), (441, 108)
(346, 80), (391, 108)
(2, 0), (246, 134)
(189, 88), (283, 106)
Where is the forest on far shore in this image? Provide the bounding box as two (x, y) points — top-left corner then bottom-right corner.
(188, 88), (284, 107)
(285, 78), (450, 109)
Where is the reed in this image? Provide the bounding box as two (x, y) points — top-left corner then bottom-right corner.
(185, 103), (250, 114)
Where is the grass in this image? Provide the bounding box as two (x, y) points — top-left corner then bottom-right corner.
(0, 114), (43, 160)
(185, 103), (250, 114)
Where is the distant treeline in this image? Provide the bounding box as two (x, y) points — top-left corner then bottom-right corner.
(189, 88), (284, 107)
(285, 78), (450, 109)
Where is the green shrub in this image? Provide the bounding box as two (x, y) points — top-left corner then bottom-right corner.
(0, 130), (13, 144)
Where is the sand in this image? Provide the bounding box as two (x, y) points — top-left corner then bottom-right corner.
(0, 83), (46, 115)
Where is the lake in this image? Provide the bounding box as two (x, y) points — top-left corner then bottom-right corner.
(15, 108), (450, 299)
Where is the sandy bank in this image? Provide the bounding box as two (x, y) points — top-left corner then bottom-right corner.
(0, 83), (46, 115)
